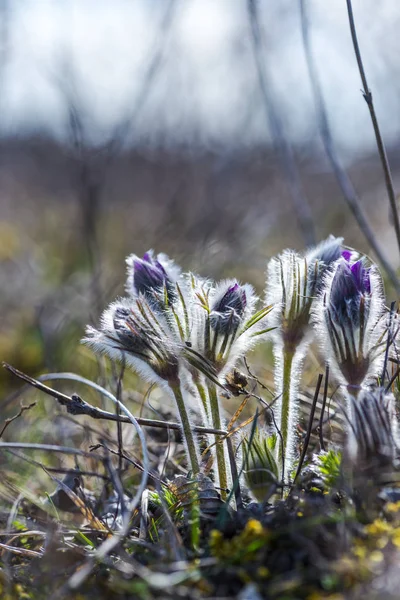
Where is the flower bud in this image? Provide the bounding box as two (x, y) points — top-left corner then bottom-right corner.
(346, 389), (399, 470)
(126, 250), (179, 306)
(210, 282), (247, 334)
(316, 257), (385, 389)
(83, 299), (180, 385)
(266, 237), (344, 353)
(242, 431), (279, 502)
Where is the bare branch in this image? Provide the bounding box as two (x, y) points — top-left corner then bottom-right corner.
(300, 0), (400, 292)
(0, 401), (37, 438)
(294, 373), (323, 484)
(346, 0), (400, 256)
(2, 363), (228, 436)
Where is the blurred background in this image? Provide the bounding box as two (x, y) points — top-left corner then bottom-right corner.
(1, 0), (400, 396)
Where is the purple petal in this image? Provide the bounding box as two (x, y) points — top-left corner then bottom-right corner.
(342, 250), (352, 262)
(142, 252), (153, 263)
(350, 260), (370, 294)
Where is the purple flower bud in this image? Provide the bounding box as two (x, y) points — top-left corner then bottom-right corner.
(132, 252), (176, 304)
(317, 256), (385, 389)
(210, 283), (247, 333)
(304, 236), (345, 295)
(213, 283), (247, 315)
(329, 259), (371, 328)
(84, 300), (181, 384)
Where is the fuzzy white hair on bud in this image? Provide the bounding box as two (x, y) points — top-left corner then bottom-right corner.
(82, 298), (181, 389)
(346, 389), (400, 467)
(313, 260), (386, 391)
(125, 249), (181, 305)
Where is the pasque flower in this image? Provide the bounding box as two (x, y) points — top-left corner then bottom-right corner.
(315, 254), (386, 391)
(266, 235), (344, 351)
(84, 299), (180, 386)
(85, 251), (274, 491)
(210, 283), (247, 331)
(179, 275), (273, 498)
(265, 236), (344, 479)
(84, 293), (201, 476)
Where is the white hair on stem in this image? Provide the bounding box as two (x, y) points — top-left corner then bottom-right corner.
(346, 388), (400, 467)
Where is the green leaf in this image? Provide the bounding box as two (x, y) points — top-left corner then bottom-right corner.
(240, 305), (274, 334)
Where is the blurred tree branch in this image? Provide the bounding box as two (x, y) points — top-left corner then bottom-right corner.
(247, 0), (315, 246)
(300, 0), (400, 292)
(345, 0), (400, 258)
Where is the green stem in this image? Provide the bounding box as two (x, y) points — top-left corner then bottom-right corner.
(196, 381), (210, 422)
(279, 348), (294, 473)
(171, 384), (200, 476)
(208, 383), (228, 500)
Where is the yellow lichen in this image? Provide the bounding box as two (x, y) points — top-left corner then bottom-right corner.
(209, 519), (270, 564)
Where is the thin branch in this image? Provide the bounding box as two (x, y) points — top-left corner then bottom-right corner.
(381, 301), (396, 385)
(6, 449), (110, 481)
(89, 442), (166, 487)
(319, 364), (329, 451)
(114, 358), (125, 473)
(2, 363), (227, 436)
(385, 366), (400, 393)
(104, 0), (177, 161)
(346, 0), (400, 256)
(102, 446), (127, 521)
(300, 0), (400, 292)
(0, 542), (42, 558)
(0, 402), (37, 438)
(0, 442), (107, 461)
(294, 373), (323, 484)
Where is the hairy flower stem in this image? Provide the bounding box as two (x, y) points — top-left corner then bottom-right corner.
(196, 381), (210, 422)
(279, 348), (294, 472)
(171, 384), (200, 476)
(274, 344), (306, 482)
(207, 383), (228, 500)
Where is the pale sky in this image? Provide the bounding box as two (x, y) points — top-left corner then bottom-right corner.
(1, 0), (400, 158)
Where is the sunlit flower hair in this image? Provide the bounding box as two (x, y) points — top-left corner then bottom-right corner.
(83, 297), (180, 387)
(265, 236), (343, 479)
(183, 277), (273, 382)
(83, 291), (203, 476)
(266, 235), (344, 352)
(314, 255), (386, 391)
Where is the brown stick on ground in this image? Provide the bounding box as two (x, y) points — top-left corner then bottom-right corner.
(2, 362), (227, 437)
